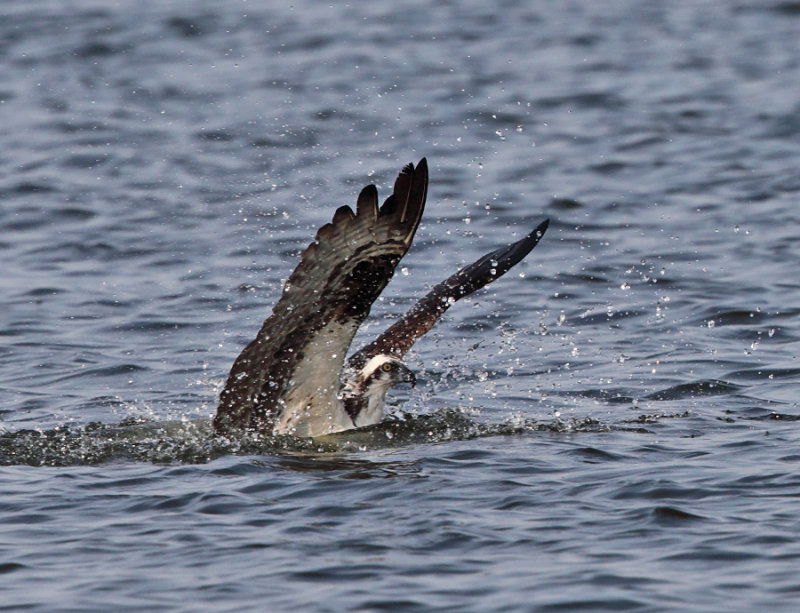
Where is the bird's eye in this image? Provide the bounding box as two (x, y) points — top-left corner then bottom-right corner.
(381, 362), (393, 372)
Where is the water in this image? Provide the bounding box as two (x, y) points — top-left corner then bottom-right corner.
(2, 0), (800, 610)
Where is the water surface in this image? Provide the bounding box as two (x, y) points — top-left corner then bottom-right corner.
(2, 1), (800, 611)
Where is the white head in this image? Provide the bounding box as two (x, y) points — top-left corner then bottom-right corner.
(348, 354), (416, 427)
(361, 354), (416, 386)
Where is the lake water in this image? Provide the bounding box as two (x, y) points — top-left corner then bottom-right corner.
(2, 1), (800, 611)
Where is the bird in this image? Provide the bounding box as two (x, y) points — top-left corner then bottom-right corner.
(213, 158), (549, 438)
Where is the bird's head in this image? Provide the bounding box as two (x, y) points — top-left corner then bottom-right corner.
(341, 354), (416, 427)
(360, 354), (416, 391)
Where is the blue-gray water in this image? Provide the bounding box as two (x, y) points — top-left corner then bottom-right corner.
(2, 1), (800, 611)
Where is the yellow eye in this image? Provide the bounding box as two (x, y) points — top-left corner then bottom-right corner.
(381, 362), (393, 372)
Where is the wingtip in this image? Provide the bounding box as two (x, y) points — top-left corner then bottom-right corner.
(403, 157), (428, 227)
(508, 218), (549, 262)
(465, 217), (550, 286)
(532, 218), (549, 238)
(379, 158), (429, 233)
(356, 184), (379, 221)
(332, 204), (356, 226)
(400, 158), (427, 173)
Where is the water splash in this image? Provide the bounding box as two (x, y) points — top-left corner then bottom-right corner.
(0, 409), (627, 467)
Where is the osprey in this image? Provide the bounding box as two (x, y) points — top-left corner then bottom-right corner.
(214, 159), (549, 438)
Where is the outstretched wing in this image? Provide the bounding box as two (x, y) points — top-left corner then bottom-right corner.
(348, 218), (549, 368)
(215, 159), (428, 434)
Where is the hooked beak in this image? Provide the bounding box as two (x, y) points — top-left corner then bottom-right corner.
(402, 367), (417, 387)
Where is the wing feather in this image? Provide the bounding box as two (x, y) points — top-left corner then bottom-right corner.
(348, 218), (549, 367)
(214, 159), (428, 435)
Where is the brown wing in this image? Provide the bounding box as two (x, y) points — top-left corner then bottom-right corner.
(214, 159), (428, 435)
(348, 218), (549, 368)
